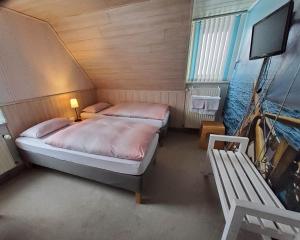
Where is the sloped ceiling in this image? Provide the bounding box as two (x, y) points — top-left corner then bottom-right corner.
(1, 0), (257, 90)
(2, 0), (192, 91)
(193, 0), (257, 19)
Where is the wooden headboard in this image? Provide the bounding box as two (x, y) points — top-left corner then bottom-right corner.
(1, 89), (97, 137)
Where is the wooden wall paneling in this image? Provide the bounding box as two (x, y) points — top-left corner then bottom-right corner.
(2, 89), (97, 138)
(97, 89), (185, 127)
(2, 0), (149, 22)
(169, 91), (179, 127)
(0, 8), (94, 105)
(105, 0), (149, 8)
(2, 0), (192, 91)
(192, 0), (255, 19)
(1, 0), (257, 92)
(50, 10), (111, 34)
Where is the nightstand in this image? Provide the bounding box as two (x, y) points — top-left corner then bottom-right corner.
(199, 121), (225, 149)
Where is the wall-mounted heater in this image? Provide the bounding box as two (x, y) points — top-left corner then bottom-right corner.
(184, 86), (221, 129)
(0, 109), (17, 175)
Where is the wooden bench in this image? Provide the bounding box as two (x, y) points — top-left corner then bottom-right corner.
(206, 134), (300, 240)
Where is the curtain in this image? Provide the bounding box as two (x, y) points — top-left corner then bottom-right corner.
(187, 14), (242, 82)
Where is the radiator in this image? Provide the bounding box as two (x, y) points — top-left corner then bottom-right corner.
(184, 87), (221, 129)
(0, 136), (16, 174)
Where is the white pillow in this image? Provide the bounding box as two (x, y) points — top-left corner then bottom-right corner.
(20, 118), (71, 138)
(82, 102), (111, 113)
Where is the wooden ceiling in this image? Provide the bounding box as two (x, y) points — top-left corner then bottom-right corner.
(2, 0), (150, 22)
(193, 0), (257, 19)
(1, 0), (192, 90)
(1, 0), (256, 90)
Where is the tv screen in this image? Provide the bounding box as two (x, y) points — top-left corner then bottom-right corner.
(249, 1), (293, 60)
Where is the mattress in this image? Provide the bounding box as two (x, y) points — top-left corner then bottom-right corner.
(80, 111), (170, 128)
(16, 133), (159, 176)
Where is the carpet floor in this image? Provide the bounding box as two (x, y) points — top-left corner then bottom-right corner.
(0, 130), (260, 240)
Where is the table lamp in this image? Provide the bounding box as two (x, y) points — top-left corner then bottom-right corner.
(70, 98), (80, 122)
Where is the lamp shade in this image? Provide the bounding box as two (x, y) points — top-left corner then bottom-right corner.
(70, 98), (79, 109)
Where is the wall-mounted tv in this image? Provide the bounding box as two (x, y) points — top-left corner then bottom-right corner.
(249, 1), (294, 60)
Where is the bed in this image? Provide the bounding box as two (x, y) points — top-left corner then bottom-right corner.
(16, 117), (159, 203)
(80, 102), (170, 139)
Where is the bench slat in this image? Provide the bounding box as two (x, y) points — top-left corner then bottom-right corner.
(208, 149), (230, 217)
(219, 150), (259, 225)
(235, 152), (295, 235)
(240, 152), (292, 210)
(242, 222), (295, 240)
(240, 152), (299, 234)
(226, 151), (277, 230)
(212, 150), (237, 207)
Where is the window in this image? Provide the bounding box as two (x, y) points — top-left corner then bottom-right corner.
(0, 109), (6, 124)
(187, 14), (243, 82)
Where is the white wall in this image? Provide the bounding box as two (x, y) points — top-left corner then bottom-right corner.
(0, 8), (94, 105)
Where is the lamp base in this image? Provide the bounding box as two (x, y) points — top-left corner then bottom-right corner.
(74, 108), (81, 122)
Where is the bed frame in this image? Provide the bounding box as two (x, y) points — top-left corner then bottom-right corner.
(158, 115), (170, 146)
(19, 148), (157, 204)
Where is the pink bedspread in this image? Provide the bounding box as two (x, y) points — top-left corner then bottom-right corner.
(100, 102), (169, 120)
(44, 118), (158, 161)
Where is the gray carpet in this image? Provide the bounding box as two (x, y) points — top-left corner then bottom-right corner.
(0, 130), (260, 240)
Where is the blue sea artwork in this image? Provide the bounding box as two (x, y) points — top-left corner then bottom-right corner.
(224, 0), (300, 151)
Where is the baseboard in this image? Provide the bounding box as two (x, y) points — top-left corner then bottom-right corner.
(0, 163), (24, 184)
(169, 127), (199, 134)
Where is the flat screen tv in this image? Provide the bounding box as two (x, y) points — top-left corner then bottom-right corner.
(249, 1), (294, 60)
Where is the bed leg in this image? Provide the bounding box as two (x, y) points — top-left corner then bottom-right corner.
(159, 126), (168, 147)
(25, 161), (33, 168)
(153, 156), (157, 165)
(159, 137), (164, 147)
(135, 192), (142, 204)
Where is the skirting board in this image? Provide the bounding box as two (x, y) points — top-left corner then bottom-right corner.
(0, 163), (24, 185)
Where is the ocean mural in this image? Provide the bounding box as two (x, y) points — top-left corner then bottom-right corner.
(263, 101), (300, 151)
(223, 0), (300, 211)
(224, 0), (300, 150)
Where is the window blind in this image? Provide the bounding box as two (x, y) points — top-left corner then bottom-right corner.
(187, 14), (242, 82)
(0, 109), (6, 124)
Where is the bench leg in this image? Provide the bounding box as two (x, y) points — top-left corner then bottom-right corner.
(202, 155), (212, 177)
(135, 192), (142, 204)
(221, 203), (244, 240)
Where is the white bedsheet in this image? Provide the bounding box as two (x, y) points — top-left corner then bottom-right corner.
(80, 111), (170, 128)
(16, 133), (159, 175)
